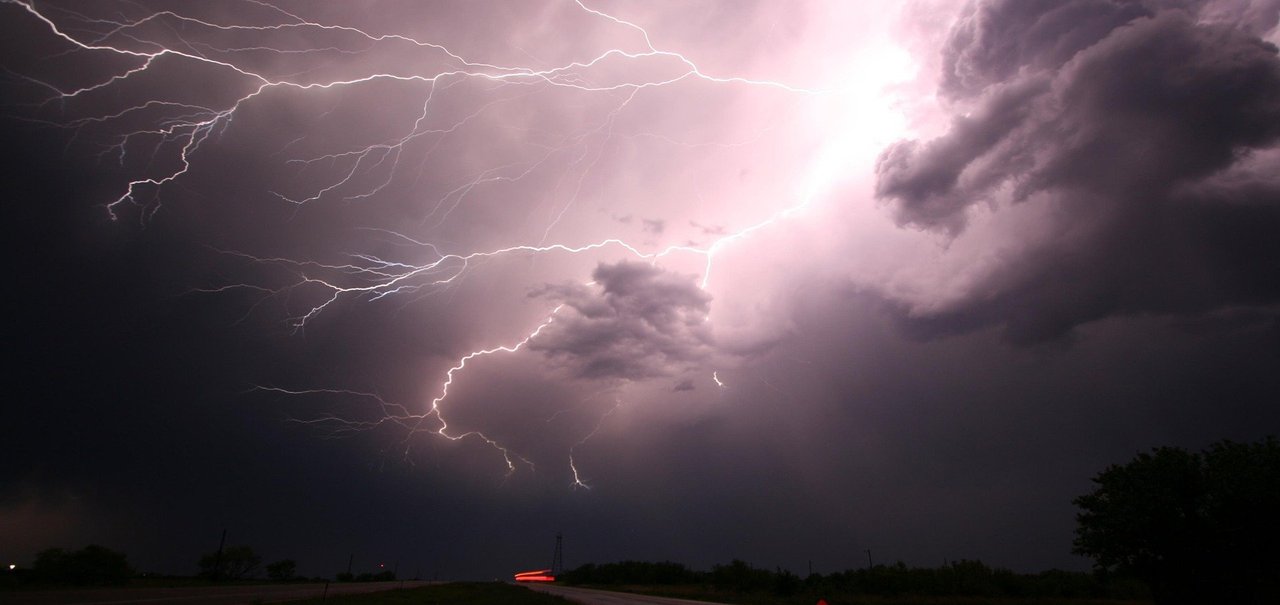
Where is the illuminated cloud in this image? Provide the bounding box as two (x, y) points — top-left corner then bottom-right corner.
(531, 261), (714, 380)
(873, 0), (1280, 342)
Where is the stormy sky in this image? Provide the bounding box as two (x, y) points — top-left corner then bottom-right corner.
(4, 0), (1279, 580)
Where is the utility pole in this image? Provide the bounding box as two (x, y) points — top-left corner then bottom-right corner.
(212, 529), (227, 582)
(551, 533), (564, 576)
(346, 553), (354, 577)
(865, 549), (873, 570)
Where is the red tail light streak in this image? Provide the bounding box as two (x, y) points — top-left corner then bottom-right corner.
(514, 569), (556, 582)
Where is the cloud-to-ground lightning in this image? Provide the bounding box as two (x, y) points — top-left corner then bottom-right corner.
(4, 0), (897, 483)
(254, 305), (561, 474)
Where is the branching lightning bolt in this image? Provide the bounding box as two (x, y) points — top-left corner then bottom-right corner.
(6, 0), (837, 482)
(253, 306), (561, 474)
(567, 397), (624, 490)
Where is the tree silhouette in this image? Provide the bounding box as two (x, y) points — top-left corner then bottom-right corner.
(266, 559), (296, 581)
(198, 545), (261, 581)
(32, 545), (132, 586)
(1074, 437), (1280, 605)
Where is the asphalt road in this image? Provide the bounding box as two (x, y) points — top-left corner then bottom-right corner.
(524, 585), (730, 605)
(3, 581), (433, 605)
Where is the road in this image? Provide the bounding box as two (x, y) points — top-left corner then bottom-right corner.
(524, 585), (730, 605)
(3, 581), (434, 605)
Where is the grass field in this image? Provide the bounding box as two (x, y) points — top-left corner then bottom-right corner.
(579, 584), (1153, 605)
(285, 582), (570, 605)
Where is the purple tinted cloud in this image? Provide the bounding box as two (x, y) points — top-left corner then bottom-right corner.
(531, 261), (714, 380)
(874, 0), (1280, 341)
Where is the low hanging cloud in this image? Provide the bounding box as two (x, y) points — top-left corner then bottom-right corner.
(530, 261), (715, 380)
(874, 0), (1280, 342)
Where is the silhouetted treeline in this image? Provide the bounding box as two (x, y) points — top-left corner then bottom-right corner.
(5, 545), (135, 587)
(559, 559), (1149, 600)
(561, 560), (699, 585)
(2, 543), (317, 589)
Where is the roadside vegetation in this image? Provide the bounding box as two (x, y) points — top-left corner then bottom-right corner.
(6, 437), (1274, 604)
(559, 437), (1279, 605)
(559, 559), (1149, 605)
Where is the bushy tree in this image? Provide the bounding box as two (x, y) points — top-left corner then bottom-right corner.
(1074, 437), (1280, 605)
(198, 545), (261, 580)
(32, 544), (132, 586)
(266, 559), (296, 581)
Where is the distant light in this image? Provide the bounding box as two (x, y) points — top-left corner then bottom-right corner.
(8, 564), (15, 570)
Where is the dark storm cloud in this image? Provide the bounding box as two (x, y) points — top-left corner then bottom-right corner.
(939, 0), (1150, 99)
(530, 261), (714, 380)
(875, 0), (1280, 342)
(873, 76), (1047, 233)
(940, 0), (1280, 99)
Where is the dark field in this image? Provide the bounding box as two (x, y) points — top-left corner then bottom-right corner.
(286, 583), (572, 605)
(581, 584), (1152, 605)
